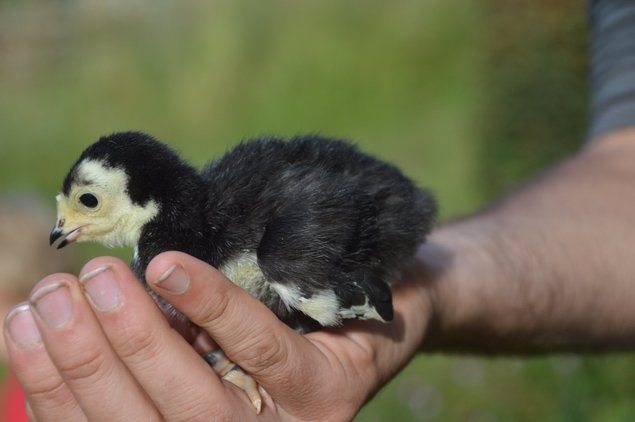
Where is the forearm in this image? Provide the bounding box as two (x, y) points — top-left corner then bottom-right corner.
(419, 128), (635, 353)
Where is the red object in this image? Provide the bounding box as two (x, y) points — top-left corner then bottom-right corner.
(2, 375), (28, 422)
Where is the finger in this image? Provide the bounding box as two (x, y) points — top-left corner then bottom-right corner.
(78, 257), (249, 421)
(27, 274), (160, 421)
(146, 252), (326, 402)
(4, 302), (85, 422)
(26, 399), (37, 422)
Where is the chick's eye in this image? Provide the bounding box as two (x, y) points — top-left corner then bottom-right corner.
(79, 193), (99, 208)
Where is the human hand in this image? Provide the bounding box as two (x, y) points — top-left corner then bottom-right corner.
(4, 252), (431, 421)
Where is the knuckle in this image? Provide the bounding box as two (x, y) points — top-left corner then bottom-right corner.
(26, 379), (78, 417)
(115, 323), (165, 363)
(351, 341), (376, 371)
(337, 339), (379, 389)
(23, 375), (67, 400)
(56, 348), (108, 384)
(193, 287), (232, 328)
(238, 333), (287, 375)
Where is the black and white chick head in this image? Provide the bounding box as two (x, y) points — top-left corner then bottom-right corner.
(50, 151), (158, 250)
(50, 132), (200, 250)
(51, 131), (436, 333)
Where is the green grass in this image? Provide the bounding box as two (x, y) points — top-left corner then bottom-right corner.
(0, 1), (481, 219)
(2, 1), (635, 421)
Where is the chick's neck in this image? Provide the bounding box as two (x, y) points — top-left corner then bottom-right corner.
(134, 170), (222, 272)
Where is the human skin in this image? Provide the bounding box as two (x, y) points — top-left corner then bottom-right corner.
(3, 252), (430, 422)
(422, 127), (635, 353)
(4, 127), (635, 421)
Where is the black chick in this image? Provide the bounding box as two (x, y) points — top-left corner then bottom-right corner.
(50, 131), (436, 410)
(51, 131), (435, 330)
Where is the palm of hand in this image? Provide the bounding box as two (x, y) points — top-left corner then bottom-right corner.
(5, 252), (428, 421)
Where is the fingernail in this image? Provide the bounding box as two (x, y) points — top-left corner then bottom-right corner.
(154, 264), (190, 295)
(30, 283), (73, 329)
(80, 265), (122, 312)
(5, 304), (41, 347)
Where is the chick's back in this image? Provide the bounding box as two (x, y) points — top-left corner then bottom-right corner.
(200, 135), (436, 323)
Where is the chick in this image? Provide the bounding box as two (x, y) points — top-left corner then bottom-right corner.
(50, 131), (436, 411)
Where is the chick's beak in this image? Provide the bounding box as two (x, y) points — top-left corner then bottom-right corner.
(49, 218), (82, 249)
(49, 226), (64, 247)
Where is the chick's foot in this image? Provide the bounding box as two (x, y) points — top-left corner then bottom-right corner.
(203, 349), (263, 414)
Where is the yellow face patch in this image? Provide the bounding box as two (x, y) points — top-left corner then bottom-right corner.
(55, 159), (159, 248)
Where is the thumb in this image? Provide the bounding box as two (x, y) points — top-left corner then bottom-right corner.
(145, 251), (325, 401)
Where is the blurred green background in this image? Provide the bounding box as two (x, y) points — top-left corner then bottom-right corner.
(2, 0), (634, 420)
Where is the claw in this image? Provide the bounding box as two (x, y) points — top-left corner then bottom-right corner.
(223, 366), (262, 413)
(203, 349), (263, 414)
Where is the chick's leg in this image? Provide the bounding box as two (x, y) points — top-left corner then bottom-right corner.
(197, 338), (263, 414)
(156, 294), (264, 413)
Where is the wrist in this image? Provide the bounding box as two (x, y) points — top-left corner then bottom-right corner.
(416, 222), (513, 352)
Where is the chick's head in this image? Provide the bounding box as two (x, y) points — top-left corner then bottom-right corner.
(51, 158), (159, 249)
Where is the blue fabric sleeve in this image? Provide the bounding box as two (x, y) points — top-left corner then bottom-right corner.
(588, 0), (635, 140)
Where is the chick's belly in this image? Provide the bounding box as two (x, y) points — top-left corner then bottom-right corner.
(218, 252), (271, 299)
(217, 252), (345, 327)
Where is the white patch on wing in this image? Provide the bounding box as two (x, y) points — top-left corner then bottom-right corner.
(338, 297), (385, 322)
(271, 284), (341, 326)
(219, 253), (342, 326)
(297, 290), (341, 326)
(270, 283), (302, 311)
